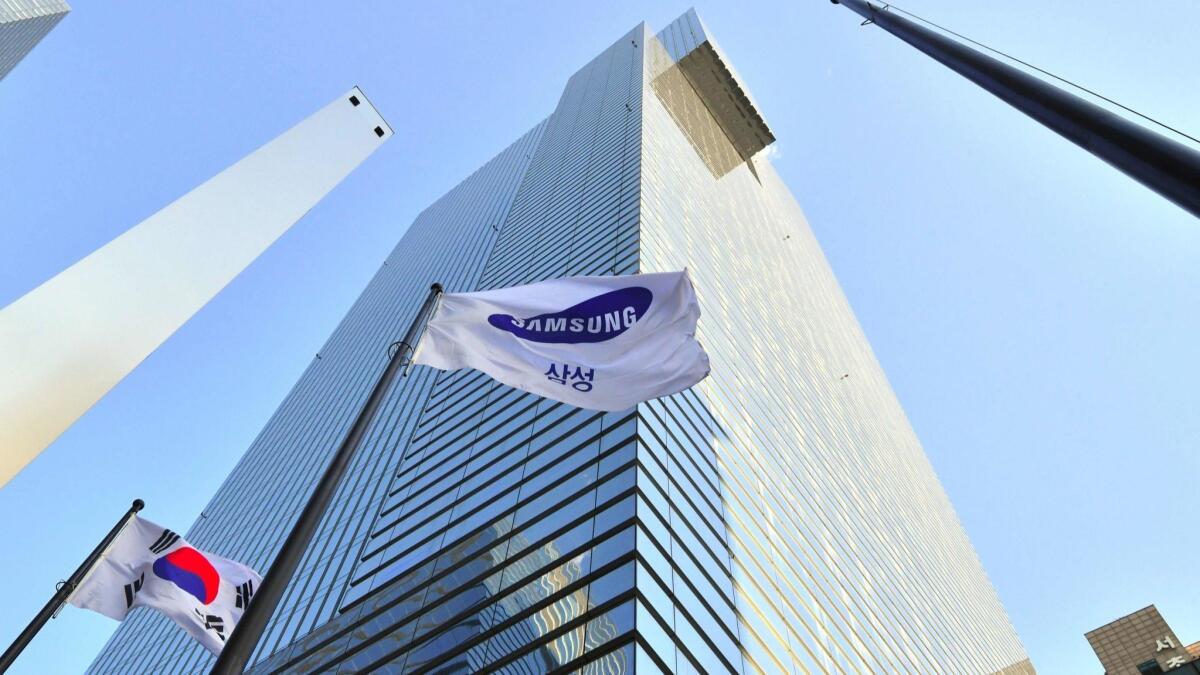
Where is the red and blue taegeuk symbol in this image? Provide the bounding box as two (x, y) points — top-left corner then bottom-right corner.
(152, 547), (220, 605)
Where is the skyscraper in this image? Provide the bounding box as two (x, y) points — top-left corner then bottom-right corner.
(88, 11), (1034, 674)
(0, 0), (69, 80)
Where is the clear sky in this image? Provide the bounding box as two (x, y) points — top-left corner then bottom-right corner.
(1, 2), (1196, 673)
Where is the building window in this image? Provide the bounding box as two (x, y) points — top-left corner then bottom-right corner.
(1138, 659), (1165, 675)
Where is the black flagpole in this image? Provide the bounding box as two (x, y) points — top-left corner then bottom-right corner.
(212, 282), (443, 674)
(0, 498), (144, 673)
(831, 0), (1200, 219)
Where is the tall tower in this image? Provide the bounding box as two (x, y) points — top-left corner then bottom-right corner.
(0, 0), (70, 80)
(88, 11), (1034, 674)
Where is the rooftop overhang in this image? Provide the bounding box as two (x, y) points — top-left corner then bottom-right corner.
(651, 10), (776, 178)
(655, 9), (775, 160)
(673, 39), (776, 160)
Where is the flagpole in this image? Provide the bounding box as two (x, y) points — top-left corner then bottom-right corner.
(212, 283), (443, 674)
(830, 0), (1200, 219)
(0, 498), (144, 673)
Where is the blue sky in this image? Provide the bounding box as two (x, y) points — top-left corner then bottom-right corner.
(1, 2), (1196, 673)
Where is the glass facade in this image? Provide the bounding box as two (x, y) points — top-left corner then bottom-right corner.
(88, 11), (1033, 674)
(0, 0), (69, 80)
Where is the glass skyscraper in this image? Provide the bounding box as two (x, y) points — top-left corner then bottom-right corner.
(89, 11), (1034, 674)
(0, 0), (69, 80)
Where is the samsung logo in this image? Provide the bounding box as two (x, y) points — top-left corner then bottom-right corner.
(488, 286), (652, 344)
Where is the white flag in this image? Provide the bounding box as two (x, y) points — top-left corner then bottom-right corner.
(413, 271), (709, 411)
(69, 516), (261, 656)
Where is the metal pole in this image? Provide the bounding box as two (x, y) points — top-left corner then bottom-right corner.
(831, 0), (1200, 219)
(0, 498), (144, 673)
(212, 283), (443, 674)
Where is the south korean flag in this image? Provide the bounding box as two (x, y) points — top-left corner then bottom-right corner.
(69, 516), (261, 656)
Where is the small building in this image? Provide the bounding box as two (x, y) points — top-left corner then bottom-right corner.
(1086, 605), (1196, 674)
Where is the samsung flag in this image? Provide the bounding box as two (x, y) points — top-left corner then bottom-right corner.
(69, 517), (261, 656)
(413, 271), (709, 411)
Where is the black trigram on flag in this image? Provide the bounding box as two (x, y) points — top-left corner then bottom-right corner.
(123, 572), (145, 608)
(235, 579), (255, 609)
(193, 608), (226, 642)
(148, 529), (180, 554)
